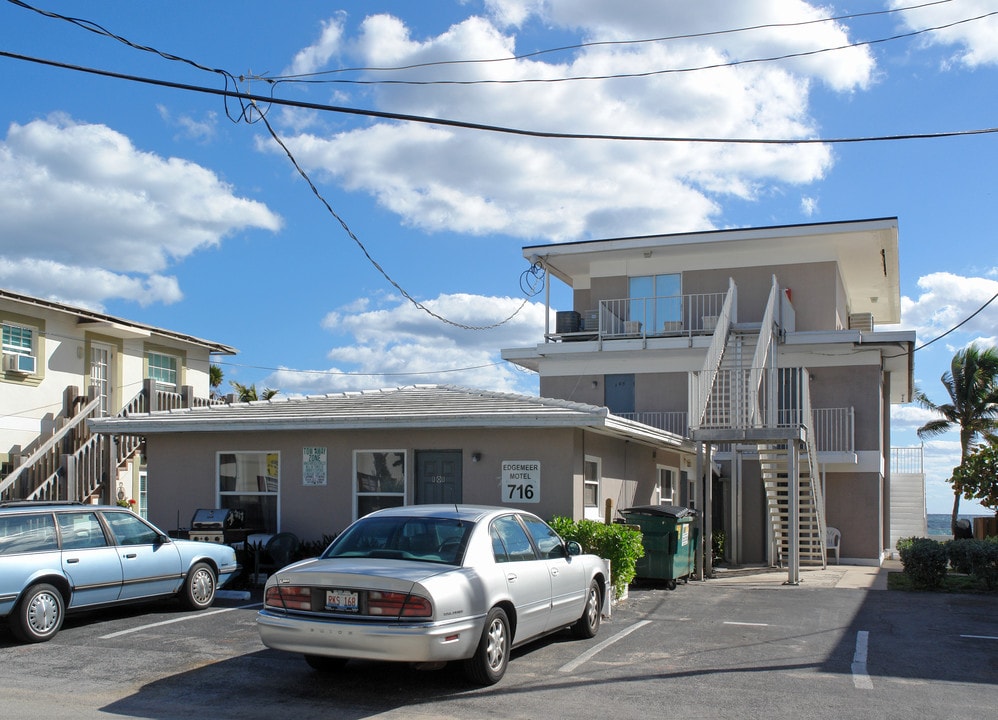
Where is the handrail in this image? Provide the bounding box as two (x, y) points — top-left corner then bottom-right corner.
(690, 278), (736, 429)
(799, 370), (827, 561)
(0, 394), (102, 500)
(750, 276), (779, 426)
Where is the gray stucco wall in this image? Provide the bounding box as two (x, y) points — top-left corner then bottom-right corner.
(142, 425), (677, 544)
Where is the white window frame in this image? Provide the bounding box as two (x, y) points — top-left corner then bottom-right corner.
(2, 321), (35, 355)
(353, 449), (407, 520)
(583, 455), (601, 521)
(217, 451), (280, 533)
(146, 351), (179, 390)
(657, 465), (679, 505)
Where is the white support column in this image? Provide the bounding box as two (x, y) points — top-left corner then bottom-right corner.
(786, 439), (801, 585)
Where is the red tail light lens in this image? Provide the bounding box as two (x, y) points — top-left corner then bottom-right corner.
(367, 590), (432, 618)
(264, 585), (311, 611)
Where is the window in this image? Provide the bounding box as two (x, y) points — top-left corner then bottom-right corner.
(104, 511), (160, 546)
(491, 515), (537, 563)
(218, 451), (279, 533)
(521, 514), (564, 558)
(657, 466), (679, 504)
(146, 351), (178, 389)
(0, 513), (58, 555)
(584, 456), (601, 520)
(354, 450), (406, 518)
(629, 274), (682, 332)
(2, 322), (34, 355)
(57, 512), (108, 550)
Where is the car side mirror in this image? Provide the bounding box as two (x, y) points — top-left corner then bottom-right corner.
(565, 540), (583, 557)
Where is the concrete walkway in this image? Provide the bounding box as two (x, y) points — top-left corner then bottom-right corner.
(701, 559), (903, 589)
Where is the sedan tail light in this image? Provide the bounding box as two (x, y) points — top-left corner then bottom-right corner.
(367, 590), (432, 618)
(265, 585), (311, 611)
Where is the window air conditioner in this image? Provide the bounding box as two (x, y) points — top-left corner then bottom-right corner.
(3, 353), (36, 374)
(848, 313), (874, 332)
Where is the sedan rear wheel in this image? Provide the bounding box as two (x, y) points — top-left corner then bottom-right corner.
(11, 583), (64, 643)
(464, 606), (510, 685)
(571, 580), (602, 639)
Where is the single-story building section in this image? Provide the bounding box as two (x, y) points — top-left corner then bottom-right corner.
(89, 385), (697, 545)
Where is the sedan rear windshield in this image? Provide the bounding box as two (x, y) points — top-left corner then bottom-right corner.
(324, 516), (473, 564)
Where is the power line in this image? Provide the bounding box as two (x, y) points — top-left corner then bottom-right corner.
(4, 49), (998, 146)
(268, 0), (956, 80)
(915, 291), (998, 351)
(267, 8), (998, 88)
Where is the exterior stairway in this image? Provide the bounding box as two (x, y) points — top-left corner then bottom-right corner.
(759, 442), (826, 566)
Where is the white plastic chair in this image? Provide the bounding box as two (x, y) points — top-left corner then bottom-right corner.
(826, 526), (841, 564)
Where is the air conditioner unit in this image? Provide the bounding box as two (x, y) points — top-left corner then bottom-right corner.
(3, 353), (36, 374)
(848, 313), (874, 332)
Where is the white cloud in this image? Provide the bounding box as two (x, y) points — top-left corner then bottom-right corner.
(890, 0), (998, 68)
(0, 115), (282, 304)
(268, 1), (875, 240)
(286, 14), (347, 76)
(900, 271), (998, 340)
(262, 293), (545, 395)
(157, 105), (218, 143)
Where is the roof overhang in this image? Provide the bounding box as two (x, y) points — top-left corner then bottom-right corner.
(524, 217), (902, 323)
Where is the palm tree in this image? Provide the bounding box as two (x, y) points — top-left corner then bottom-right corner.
(915, 344), (998, 533)
(209, 364), (224, 399)
(230, 381), (279, 402)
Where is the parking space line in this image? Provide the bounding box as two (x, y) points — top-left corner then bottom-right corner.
(99, 602), (261, 639)
(960, 635), (998, 640)
(724, 621), (769, 627)
(559, 620), (652, 673)
(851, 630), (873, 689)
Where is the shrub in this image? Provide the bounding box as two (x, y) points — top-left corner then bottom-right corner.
(550, 517), (644, 599)
(897, 537), (948, 590)
(947, 538), (998, 589)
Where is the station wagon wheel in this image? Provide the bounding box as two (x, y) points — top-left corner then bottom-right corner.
(181, 562), (217, 610)
(11, 583), (64, 643)
(571, 579), (602, 639)
(305, 655), (349, 672)
(464, 606), (510, 686)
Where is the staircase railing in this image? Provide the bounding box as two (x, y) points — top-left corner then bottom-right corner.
(690, 278), (736, 430)
(0, 391), (103, 503)
(2, 380), (224, 503)
(751, 276), (780, 427)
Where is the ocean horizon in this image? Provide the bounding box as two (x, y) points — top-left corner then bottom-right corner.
(926, 512), (992, 537)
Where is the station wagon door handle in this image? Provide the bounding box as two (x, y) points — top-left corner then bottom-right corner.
(66, 558), (79, 564)
(507, 573), (517, 583)
(123, 553), (137, 559)
(550, 568), (559, 577)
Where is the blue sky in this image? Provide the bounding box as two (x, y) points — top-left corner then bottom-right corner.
(2, 1), (997, 514)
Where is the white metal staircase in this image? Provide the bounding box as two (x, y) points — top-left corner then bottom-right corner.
(759, 440), (826, 566)
(692, 276), (827, 577)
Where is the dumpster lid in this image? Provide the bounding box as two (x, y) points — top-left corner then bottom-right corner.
(622, 505), (694, 518)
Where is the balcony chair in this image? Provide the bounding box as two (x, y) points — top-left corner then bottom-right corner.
(826, 526), (841, 565)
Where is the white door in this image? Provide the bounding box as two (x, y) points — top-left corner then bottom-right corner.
(90, 342), (113, 415)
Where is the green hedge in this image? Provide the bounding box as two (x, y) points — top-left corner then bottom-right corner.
(550, 517), (644, 599)
(896, 537), (948, 589)
(947, 538), (998, 589)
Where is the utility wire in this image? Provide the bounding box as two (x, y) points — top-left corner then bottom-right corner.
(4, 50), (998, 146)
(915, 291), (998, 351)
(266, 10), (998, 88)
(267, 0), (955, 80)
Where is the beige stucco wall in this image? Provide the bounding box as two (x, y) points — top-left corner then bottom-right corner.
(1, 297), (215, 459)
(574, 261), (844, 332)
(143, 425), (679, 544)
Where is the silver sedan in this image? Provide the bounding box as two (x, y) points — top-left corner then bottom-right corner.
(257, 505), (608, 685)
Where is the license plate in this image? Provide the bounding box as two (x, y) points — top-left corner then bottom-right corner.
(325, 589), (359, 612)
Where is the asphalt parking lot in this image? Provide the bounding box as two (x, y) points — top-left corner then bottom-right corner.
(1, 579), (996, 720)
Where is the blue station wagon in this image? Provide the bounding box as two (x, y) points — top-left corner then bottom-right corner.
(0, 502), (241, 642)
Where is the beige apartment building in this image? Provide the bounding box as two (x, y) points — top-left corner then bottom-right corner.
(501, 218), (923, 577)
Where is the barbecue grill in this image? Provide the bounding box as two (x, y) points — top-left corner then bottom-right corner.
(189, 508), (249, 544)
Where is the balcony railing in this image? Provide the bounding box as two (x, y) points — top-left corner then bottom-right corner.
(891, 446), (924, 475)
(617, 405), (855, 454)
(552, 292), (727, 341)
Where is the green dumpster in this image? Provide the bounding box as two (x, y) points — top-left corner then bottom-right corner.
(621, 505), (699, 590)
